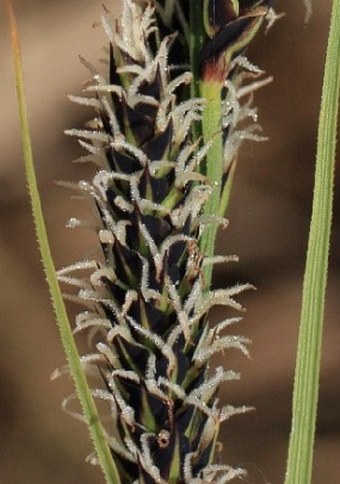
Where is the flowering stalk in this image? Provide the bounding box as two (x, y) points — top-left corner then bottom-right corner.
(10, 0), (275, 482)
(54, 1), (274, 481)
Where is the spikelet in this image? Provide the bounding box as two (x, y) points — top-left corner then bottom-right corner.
(59, 1), (272, 481)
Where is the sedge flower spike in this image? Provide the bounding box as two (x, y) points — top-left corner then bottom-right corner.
(59, 0), (273, 482)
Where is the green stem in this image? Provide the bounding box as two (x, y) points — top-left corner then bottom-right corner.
(6, 2), (121, 482)
(199, 80), (224, 286)
(190, 0), (224, 287)
(284, 1), (340, 483)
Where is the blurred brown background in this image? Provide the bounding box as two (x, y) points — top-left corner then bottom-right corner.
(1, 1), (339, 483)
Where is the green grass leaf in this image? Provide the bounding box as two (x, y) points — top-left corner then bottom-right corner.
(285, 1), (340, 482)
(5, 2), (121, 482)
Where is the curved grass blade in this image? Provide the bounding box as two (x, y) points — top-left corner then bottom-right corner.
(285, 1), (340, 482)
(5, 2), (121, 482)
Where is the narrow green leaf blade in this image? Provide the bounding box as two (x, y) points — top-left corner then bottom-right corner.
(5, 2), (121, 482)
(285, 1), (340, 482)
